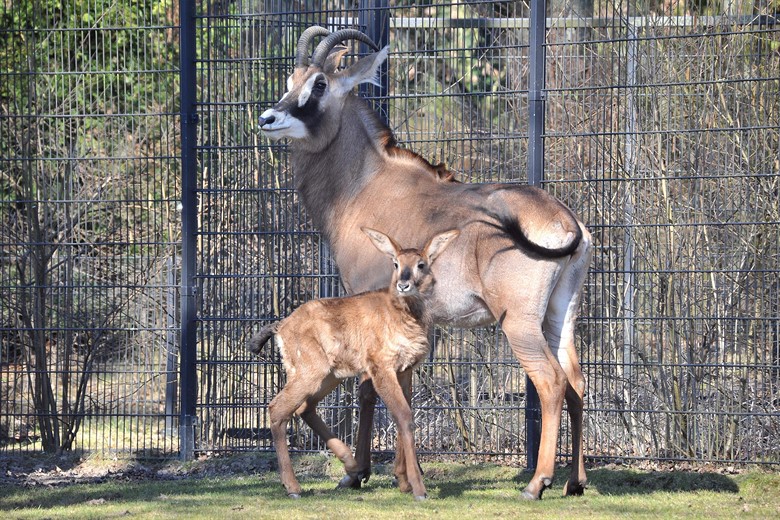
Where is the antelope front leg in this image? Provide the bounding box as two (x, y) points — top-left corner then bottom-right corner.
(338, 376), (377, 489)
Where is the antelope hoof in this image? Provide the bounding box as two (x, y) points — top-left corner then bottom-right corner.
(564, 480), (586, 496)
(351, 468), (371, 488)
(414, 493), (428, 501)
(287, 493), (301, 499)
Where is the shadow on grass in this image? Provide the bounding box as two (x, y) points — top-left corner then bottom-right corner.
(587, 468), (739, 496)
(433, 465), (739, 499)
(0, 479), (266, 512)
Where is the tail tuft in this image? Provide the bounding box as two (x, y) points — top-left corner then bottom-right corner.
(481, 208), (582, 258)
(248, 323), (278, 355)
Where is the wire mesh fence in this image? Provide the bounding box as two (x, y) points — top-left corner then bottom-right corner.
(192, 0), (779, 465)
(2, 0), (778, 465)
(1, 0), (181, 455)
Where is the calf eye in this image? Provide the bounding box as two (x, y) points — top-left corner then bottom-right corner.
(417, 262), (426, 270)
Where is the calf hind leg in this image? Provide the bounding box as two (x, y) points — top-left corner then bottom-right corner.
(296, 375), (361, 486)
(268, 382), (312, 498)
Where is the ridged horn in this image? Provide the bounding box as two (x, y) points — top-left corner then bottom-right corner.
(295, 26), (331, 68)
(311, 29), (380, 68)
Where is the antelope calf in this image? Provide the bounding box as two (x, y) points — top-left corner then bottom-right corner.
(249, 227), (459, 500)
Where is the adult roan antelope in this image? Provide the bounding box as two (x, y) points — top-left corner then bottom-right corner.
(249, 227), (459, 500)
(256, 26), (592, 500)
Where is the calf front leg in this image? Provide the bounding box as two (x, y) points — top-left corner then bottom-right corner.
(373, 369), (426, 500)
(392, 369), (415, 493)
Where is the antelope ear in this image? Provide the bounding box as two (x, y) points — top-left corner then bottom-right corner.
(362, 227), (400, 258)
(331, 46), (389, 96)
(323, 45), (349, 74)
(424, 229), (460, 264)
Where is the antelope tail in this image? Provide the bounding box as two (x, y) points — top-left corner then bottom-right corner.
(248, 322), (279, 355)
(481, 208), (583, 258)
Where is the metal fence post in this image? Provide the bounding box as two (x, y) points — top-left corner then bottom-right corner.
(179, 0), (198, 461)
(525, 0), (547, 470)
(359, 0), (389, 123)
(165, 256), (179, 436)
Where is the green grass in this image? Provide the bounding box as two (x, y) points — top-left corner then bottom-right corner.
(1, 456), (778, 519)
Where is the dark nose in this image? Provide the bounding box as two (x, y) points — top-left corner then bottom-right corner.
(258, 114), (275, 127)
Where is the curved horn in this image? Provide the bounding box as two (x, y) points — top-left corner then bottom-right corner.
(311, 29), (380, 68)
(295, 26), (331, 68)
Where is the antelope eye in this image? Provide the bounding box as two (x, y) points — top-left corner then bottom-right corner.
(393, 260), (399, 269)
(313, 80), (327, 94)
(417, 262), (426, 270)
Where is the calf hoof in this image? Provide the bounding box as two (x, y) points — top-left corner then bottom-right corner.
(287, 493), (301, 499)
(337, 469), (370, 490)
(521, 489), (540, 500)
(564, 479), (586, 496)
(336, 475), (360, 489)
(521, 477), (552, 500)
(414, 493), (428, 501)
(392, 475), (413, 493)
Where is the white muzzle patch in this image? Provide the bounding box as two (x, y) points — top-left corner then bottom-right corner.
(258, 108), (308, 140)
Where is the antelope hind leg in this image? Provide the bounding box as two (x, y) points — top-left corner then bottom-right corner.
(501, 316), (567, 500)
(338, 376), (377, 489)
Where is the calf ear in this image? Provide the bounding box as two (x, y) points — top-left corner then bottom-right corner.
(331, 46), (389, 96)
(425, 229), (460, 263)
(362, 227), (400, 258)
